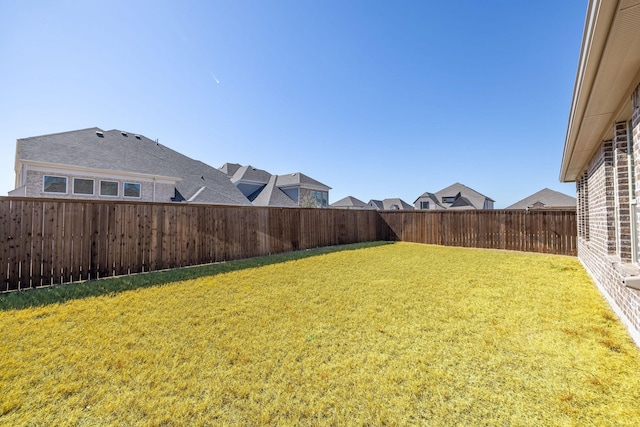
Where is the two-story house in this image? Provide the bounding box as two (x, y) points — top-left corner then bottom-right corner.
(9, 128), (251, 206)
(414, 183), (494, 210)
(220, 163), (332, 208)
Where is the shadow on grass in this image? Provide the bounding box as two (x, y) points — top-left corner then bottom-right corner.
(0, 241), (392, 311)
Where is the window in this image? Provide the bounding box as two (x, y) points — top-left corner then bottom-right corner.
(73, 178), (94, 195)
(420, 201), (430, 209)
(124, 182), (141, 198)
(100, 180), (119, 197)
(43, 175), (67, 193)
(322, 192), (327, 208)
(442, 196), (456, 204)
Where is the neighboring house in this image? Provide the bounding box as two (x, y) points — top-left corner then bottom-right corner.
(9, 128), (251, 206)
(505, 188), (576, 210)
(560, 0), (640, 344)
(275, 172), (331, 208)
(365, 198), (414, 211)
(219, 164), (332, 208)
(414, 183), (494, 210)
(412, 192), (445, 210)
(330, 196), (366, 209)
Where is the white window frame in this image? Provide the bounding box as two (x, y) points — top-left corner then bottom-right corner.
(43, 175), (68, 194)
(72, 178), (95, 196)
(123, 182), (141, 198)
(100, 180), (119, 197)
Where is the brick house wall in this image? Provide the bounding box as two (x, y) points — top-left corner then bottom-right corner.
(575, 84), (640, 343)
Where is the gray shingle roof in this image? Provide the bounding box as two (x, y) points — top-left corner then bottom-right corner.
(17, 127), (251, 206)
(219, 162), (242, 177)
(505, 188), (576, 209)
(330, 196), (366, 209)
(382, 198), (414, 210)
(252, 175), (298, 207)
(414, 192), (445, 209)
(365, 198), (414, 210)
(433, 182), (494, 210)
(230, 165), (272, 184)
(276, 172), (331, 191)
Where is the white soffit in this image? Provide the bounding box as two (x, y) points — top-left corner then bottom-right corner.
(561, 0), (640, 182)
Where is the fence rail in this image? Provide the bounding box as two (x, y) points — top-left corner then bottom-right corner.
(0, 197), (576, 291)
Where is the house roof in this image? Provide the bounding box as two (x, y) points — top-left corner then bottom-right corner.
(382, 198), (414, 210)
(330, 196), (366, 208)
(230, 165), (272, 184)
(251, 175), (298, 207)
(414, 192), (445, 208)
(276, 172), (331, 191)
(505, 188), (576, 209)
(16, 127), (251, 206)
(433, 182), (494, 209)
(560, 0), (640, 182)
(365, 200), (384, 210)
(365, 198), (414, 210)
(219, 162), (242, 177)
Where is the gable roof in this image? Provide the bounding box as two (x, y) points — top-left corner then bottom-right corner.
(230, 165), (272, 184)
(16, 127), (251, 206)
(251, 175), (298, 207)
(365, 200), (384, 210)
(219, 162), (242, 177)
(505, 188), (576, 209)
(382, 198), (414, 210)
(365, 198), (414, 210)
(414, 192), (445, 208)
(276, 172), (331, 191)
(330, 196), (366, 209)
(433, 182), (494, 209)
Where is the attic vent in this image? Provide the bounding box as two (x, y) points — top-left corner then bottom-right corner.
(121, 132), (128, 137)
(135, 135), (141, 140)
(96, 131), (104, 138)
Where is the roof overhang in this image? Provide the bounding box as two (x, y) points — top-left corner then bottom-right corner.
(560, 0), (640, 182)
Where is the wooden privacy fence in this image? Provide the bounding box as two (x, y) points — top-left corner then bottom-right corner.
(0, 198), (386, 291)
(380, 209), (577, 255)
(0, 197), (576, 291)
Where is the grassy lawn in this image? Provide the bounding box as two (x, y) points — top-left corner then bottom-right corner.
(1, 242), (640, 426)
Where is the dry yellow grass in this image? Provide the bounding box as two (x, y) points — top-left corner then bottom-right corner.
(1, 242), (640, 426)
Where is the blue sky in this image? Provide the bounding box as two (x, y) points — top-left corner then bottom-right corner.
(0, 0), (586, 207)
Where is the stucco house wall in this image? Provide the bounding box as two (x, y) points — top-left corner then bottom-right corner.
(21, 168), (175, 202)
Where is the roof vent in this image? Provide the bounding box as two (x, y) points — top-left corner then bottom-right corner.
(135, 135), (141, 140)
(121, 132), (128, 137)
(96, 131), (104, 138)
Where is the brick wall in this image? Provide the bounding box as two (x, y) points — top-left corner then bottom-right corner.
(582, 141), (615, 258)
(614, 122), (632, 261)
(576, 85), (640, 344)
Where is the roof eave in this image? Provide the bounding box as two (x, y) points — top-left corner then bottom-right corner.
(561, 0), (640, 182)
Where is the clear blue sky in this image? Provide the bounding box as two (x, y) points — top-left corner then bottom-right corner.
(0, 0), (586, 208)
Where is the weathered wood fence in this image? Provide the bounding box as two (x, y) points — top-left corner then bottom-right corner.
(380, 209), (577, 254)
(0, 197), (576, 291)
